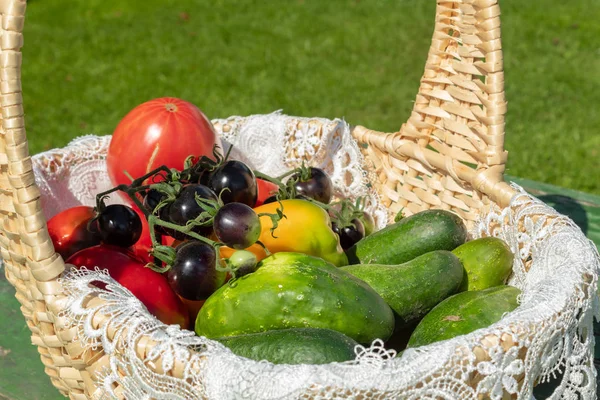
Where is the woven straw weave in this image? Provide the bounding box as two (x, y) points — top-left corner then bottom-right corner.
(0, 0), (561, 398)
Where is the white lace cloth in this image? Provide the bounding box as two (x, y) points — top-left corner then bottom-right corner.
(29, 113), (600, 399)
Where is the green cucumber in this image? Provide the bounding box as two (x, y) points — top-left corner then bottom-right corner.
(452, 237), (514, 291)
(196, 252), (395, 344)
(407, 285), (521, 348)
(346, 209), (468, 265)
(340, 250), (464, 327)
(216, 328), (359, 364)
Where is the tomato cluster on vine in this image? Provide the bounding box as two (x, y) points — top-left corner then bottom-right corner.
(88, 149), (374, 301)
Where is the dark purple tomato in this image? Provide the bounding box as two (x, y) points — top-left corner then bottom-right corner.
(143, 188), (164, 213)
(168, 184), (218, 239)
(186, 163), (212, 186)
(167, 241), (226, 301)
(331, 218), (365, 250)
(213, 203), (261, 249)
(289, 167), (332, 204)
(142, 189), (173, 236)
(97, 204), (143, 247)
(156, 205), (175, 237)
(208, 160), (258, 206)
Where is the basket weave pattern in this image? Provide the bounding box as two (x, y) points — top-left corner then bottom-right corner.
(354, 0), (514, 225)
(1, 0), (597, 398)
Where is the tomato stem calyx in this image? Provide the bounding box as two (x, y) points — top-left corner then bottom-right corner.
(329, 197), (369, 229)
(146, 245), (177, 273)
(257, 200), (286, 239)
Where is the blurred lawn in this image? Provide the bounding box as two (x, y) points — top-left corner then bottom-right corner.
(21, 0), (600, 195)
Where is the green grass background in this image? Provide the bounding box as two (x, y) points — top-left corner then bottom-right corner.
(22, 0), (600, 195)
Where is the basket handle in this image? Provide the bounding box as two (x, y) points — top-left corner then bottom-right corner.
(0, 1), (73, 393)
(1, 0), (65, 282)
(353, 0), (515, 211)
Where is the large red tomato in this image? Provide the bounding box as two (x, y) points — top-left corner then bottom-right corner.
(107, 97), (220, 187)
(67, 245), (190, 328)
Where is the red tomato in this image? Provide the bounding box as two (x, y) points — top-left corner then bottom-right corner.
(47, 206), (102, 260)
(67, 245), (190, 328)
(107, 97), (220, 188)
(255, 178), (280, 207)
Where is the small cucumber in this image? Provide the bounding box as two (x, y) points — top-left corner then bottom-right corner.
(196, 252), (395, 344)
(346, 209), (467, 265)
(340, 250), (464, 327)
(407, 285), (521, 348)
(216, 328), (359, 364)
(452, 237), (514, 291)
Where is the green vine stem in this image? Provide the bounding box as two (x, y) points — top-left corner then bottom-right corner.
(253, 170), (287, 189)
(253, 168), (303, 202)
(94, 164), (173, 216)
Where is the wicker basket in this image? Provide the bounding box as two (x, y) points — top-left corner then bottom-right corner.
(1, 0), (596, 399)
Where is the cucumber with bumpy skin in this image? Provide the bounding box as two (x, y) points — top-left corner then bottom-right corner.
(196, 252), (395, 344)
(346, 209), (468, 265)
(216, 328), (359, 365)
